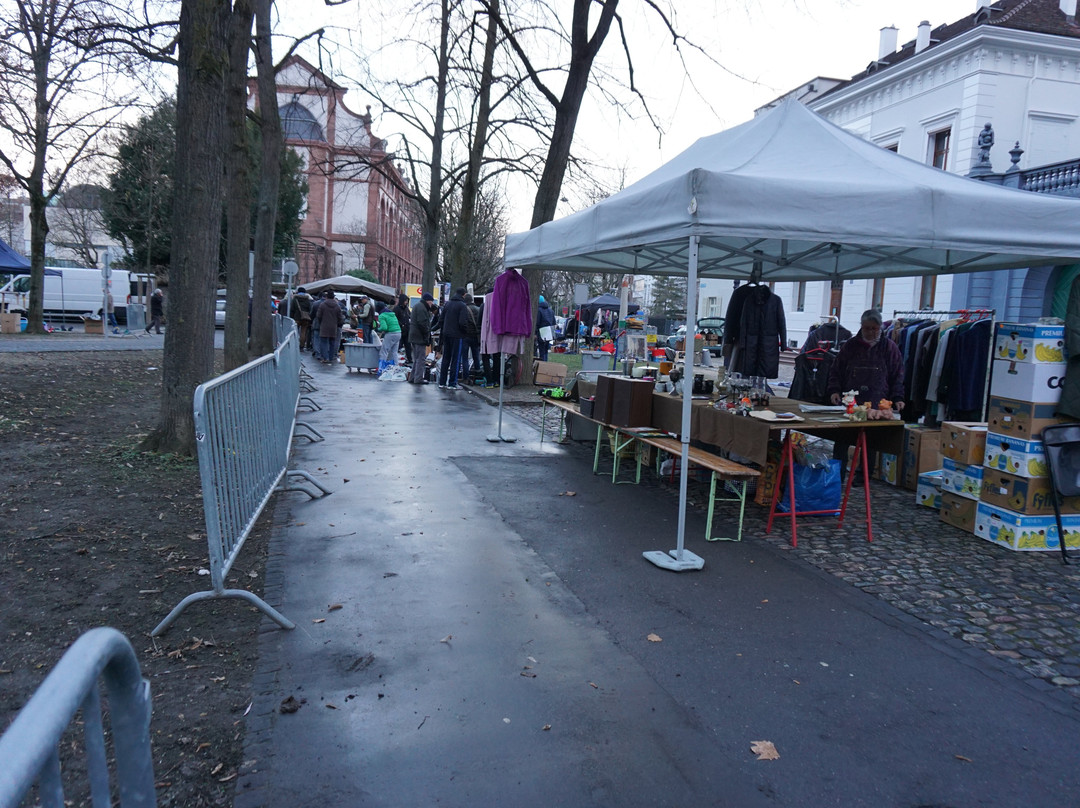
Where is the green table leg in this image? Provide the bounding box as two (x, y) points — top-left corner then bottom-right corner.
(706, 475), (748, 542)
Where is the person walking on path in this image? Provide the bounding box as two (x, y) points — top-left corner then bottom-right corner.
(459, 294), (482, 381)
(408, 293), (436, 384)
(316, 290), (344, 364)
(438, 288), (471, 389)
(290, 287), (313, 350)
(376, 305), (402, 373)
(146, 289), (164, 334)
(535, 294), (556, 361)
(393, 294), (412, 366)
(357, 295), (376, 343)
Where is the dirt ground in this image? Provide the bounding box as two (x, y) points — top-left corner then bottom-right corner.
(0, 349), (270, 807)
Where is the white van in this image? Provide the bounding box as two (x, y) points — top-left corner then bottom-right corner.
(0, 268), (152, 324)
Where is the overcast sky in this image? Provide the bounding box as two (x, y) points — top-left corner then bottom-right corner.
(280, 0), (978, 228)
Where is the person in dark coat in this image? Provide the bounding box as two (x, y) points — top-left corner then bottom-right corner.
(289, 287), (313, 350)
(535, 295), (556, 361)
(393, 294), (413, 365)
(146, 289), (164, 334)
(408, 293), (436, 384)
(316, 290), (345, 365)
(438, 288), (471, 389)
(731, 284), (786, 378)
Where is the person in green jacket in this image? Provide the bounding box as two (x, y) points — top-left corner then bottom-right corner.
(376, 304), (401, 374)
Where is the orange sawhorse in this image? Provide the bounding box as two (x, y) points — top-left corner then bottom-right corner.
(765, 427), (873, 547)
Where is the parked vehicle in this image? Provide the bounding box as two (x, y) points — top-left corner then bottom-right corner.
(0, 268), (152, 325)
(666, 316), (725, 349)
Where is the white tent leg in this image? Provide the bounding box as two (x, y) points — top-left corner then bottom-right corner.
(644, 235), (704, 572)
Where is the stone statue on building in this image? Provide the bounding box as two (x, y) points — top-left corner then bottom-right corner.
(977, 122), (994, 165)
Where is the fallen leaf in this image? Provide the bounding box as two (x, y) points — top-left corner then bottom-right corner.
(312, 618), (325, 624)
(588, 681), (598, 689)
(542, 724), (552, 731)
(343, 479), (350, 483)
(218, 773), (237, 783)
(210, 762), (223, 775)
(520, 670), (537, 678)
(328, 603), (343, 612)
(279, 696), (301, 714)
(819, 662), (829, 667)
(647, 633), (662, 643)
(559, 491), (577, 497)
(196, 742), (211, 752)
(326, 703), (338, 710)
(750, 740), (780, 761)
(439, 635), (452, 643)
(761, 599), (769, 603)
(210, 676), (225, 683)
(247, 570), (258, 578)
(955, 755), (972, 763)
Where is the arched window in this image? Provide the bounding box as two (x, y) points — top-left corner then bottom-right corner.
(281, 101), (325, 142)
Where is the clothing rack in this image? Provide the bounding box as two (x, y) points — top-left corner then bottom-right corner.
(892, 308), (997, 421)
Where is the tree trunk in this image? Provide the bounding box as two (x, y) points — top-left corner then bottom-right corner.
(149, 0), (230, 456)
(249, 0), (279, 358)
(26, 193), (48, 334)
(224, 0), (256, 370)
(421, 0), (452, 295)
(447, 0), (498, 293)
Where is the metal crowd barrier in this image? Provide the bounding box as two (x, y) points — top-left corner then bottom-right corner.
(0, 628), (155, 808)
(152, 322), (330, 636)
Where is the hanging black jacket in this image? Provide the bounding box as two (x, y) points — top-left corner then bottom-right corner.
(732, 285), (787, 378)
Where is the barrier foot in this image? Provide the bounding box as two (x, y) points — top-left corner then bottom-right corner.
(297, 395), (322, 412)
(282, 469), (331, 499)
(293, 421), (325, 443)
(152, 589), (294, 637)
(643, 548), (705, 571)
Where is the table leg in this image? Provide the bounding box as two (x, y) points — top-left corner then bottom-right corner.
(837, 430), (873, 543)
(540, 399), (548, 444)
(766, 431), (799, 547)
(592, 423), (603, 474)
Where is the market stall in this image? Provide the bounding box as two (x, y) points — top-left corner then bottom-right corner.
(504, 98), (1080, 571)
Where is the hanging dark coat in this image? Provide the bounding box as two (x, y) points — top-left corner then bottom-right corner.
(1058, 275), (1080, 420)
(732, 285), (787, 378)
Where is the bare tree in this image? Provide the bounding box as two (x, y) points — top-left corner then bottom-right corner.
(0, 0), (139, 333)
(49, 180), (107, 268)
(148, 0), (230, 455)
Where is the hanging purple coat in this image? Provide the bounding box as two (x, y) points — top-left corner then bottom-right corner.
(489, 270), (533, 336)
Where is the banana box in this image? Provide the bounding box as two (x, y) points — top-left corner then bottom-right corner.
(993, 322), (1066, 365)
(940, 422), (987, 465)
(916, 470), (944, 510)
(942, 457), (983, 500)
(987, 396), (1066, 440)
(983, 431), (1048, 479)
(872, 452), (900, 485)
(940, 492), (978, 533)
(989, 359), (1066, 404)
(974, 502), (1080, 551)
(979, 470), (1080, 515)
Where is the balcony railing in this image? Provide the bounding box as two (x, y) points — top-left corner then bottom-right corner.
(1018, 158), (1080, 197)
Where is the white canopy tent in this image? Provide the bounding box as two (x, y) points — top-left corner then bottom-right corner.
(503, 99), (1080, 571)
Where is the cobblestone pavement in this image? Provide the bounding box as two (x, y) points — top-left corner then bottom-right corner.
(479, 393), (1080, 703)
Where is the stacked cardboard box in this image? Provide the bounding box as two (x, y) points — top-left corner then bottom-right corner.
(975, 322), (1079, 551)
(939, 421), (987, 533)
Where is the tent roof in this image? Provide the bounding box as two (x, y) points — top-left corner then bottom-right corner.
(300, 274), (397, 302)
(0, 237), (30, 272)
(504, 100), (1080, 282)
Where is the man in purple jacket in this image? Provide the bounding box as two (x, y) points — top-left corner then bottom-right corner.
(826, 309), (905, 480)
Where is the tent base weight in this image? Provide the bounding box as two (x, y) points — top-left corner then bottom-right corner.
(642, 549), (704, 572)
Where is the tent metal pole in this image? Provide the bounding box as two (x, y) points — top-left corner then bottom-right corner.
(487, 352), (516, 443)
(644, 235), (704, 572)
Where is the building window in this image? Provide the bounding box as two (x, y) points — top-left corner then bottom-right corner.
(930, 129), (950, 170)
(884, 144), (899, 153)
(796, 282), (806, 312)
(919, 276), (936, 309)
(871, 278), (885, 311)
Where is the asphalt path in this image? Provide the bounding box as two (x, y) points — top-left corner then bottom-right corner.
(233, 362), (1080, 808)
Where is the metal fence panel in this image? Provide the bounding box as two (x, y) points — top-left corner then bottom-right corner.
(0, 627), (155, 808)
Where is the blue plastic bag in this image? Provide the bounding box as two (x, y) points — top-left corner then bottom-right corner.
(776, 459), (842, 515)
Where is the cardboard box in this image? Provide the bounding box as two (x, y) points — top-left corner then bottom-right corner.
(989, 359), (1065, 404)
(901, 426), (942, 490)
(984, 431), (1048, 479)
(974, 501), (1080, 551)
(0, 312), (20, 334)
(873, 452), (900, 485)
(609, 377), (655, 428)
(942, 457), (983, 500)
(940, 491), (978, 533)
(752, 439), (784, 506)
(82, 316), (103, 334)
(987, 396), (1065, 440)
(533, 360), (567, 387)
(916, 470), (944, 510)
(980, 469), (1080, 515)
(940, 422), (988, 466)
(993, 322), (1067, 364)
(592, 374), (619, 424)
